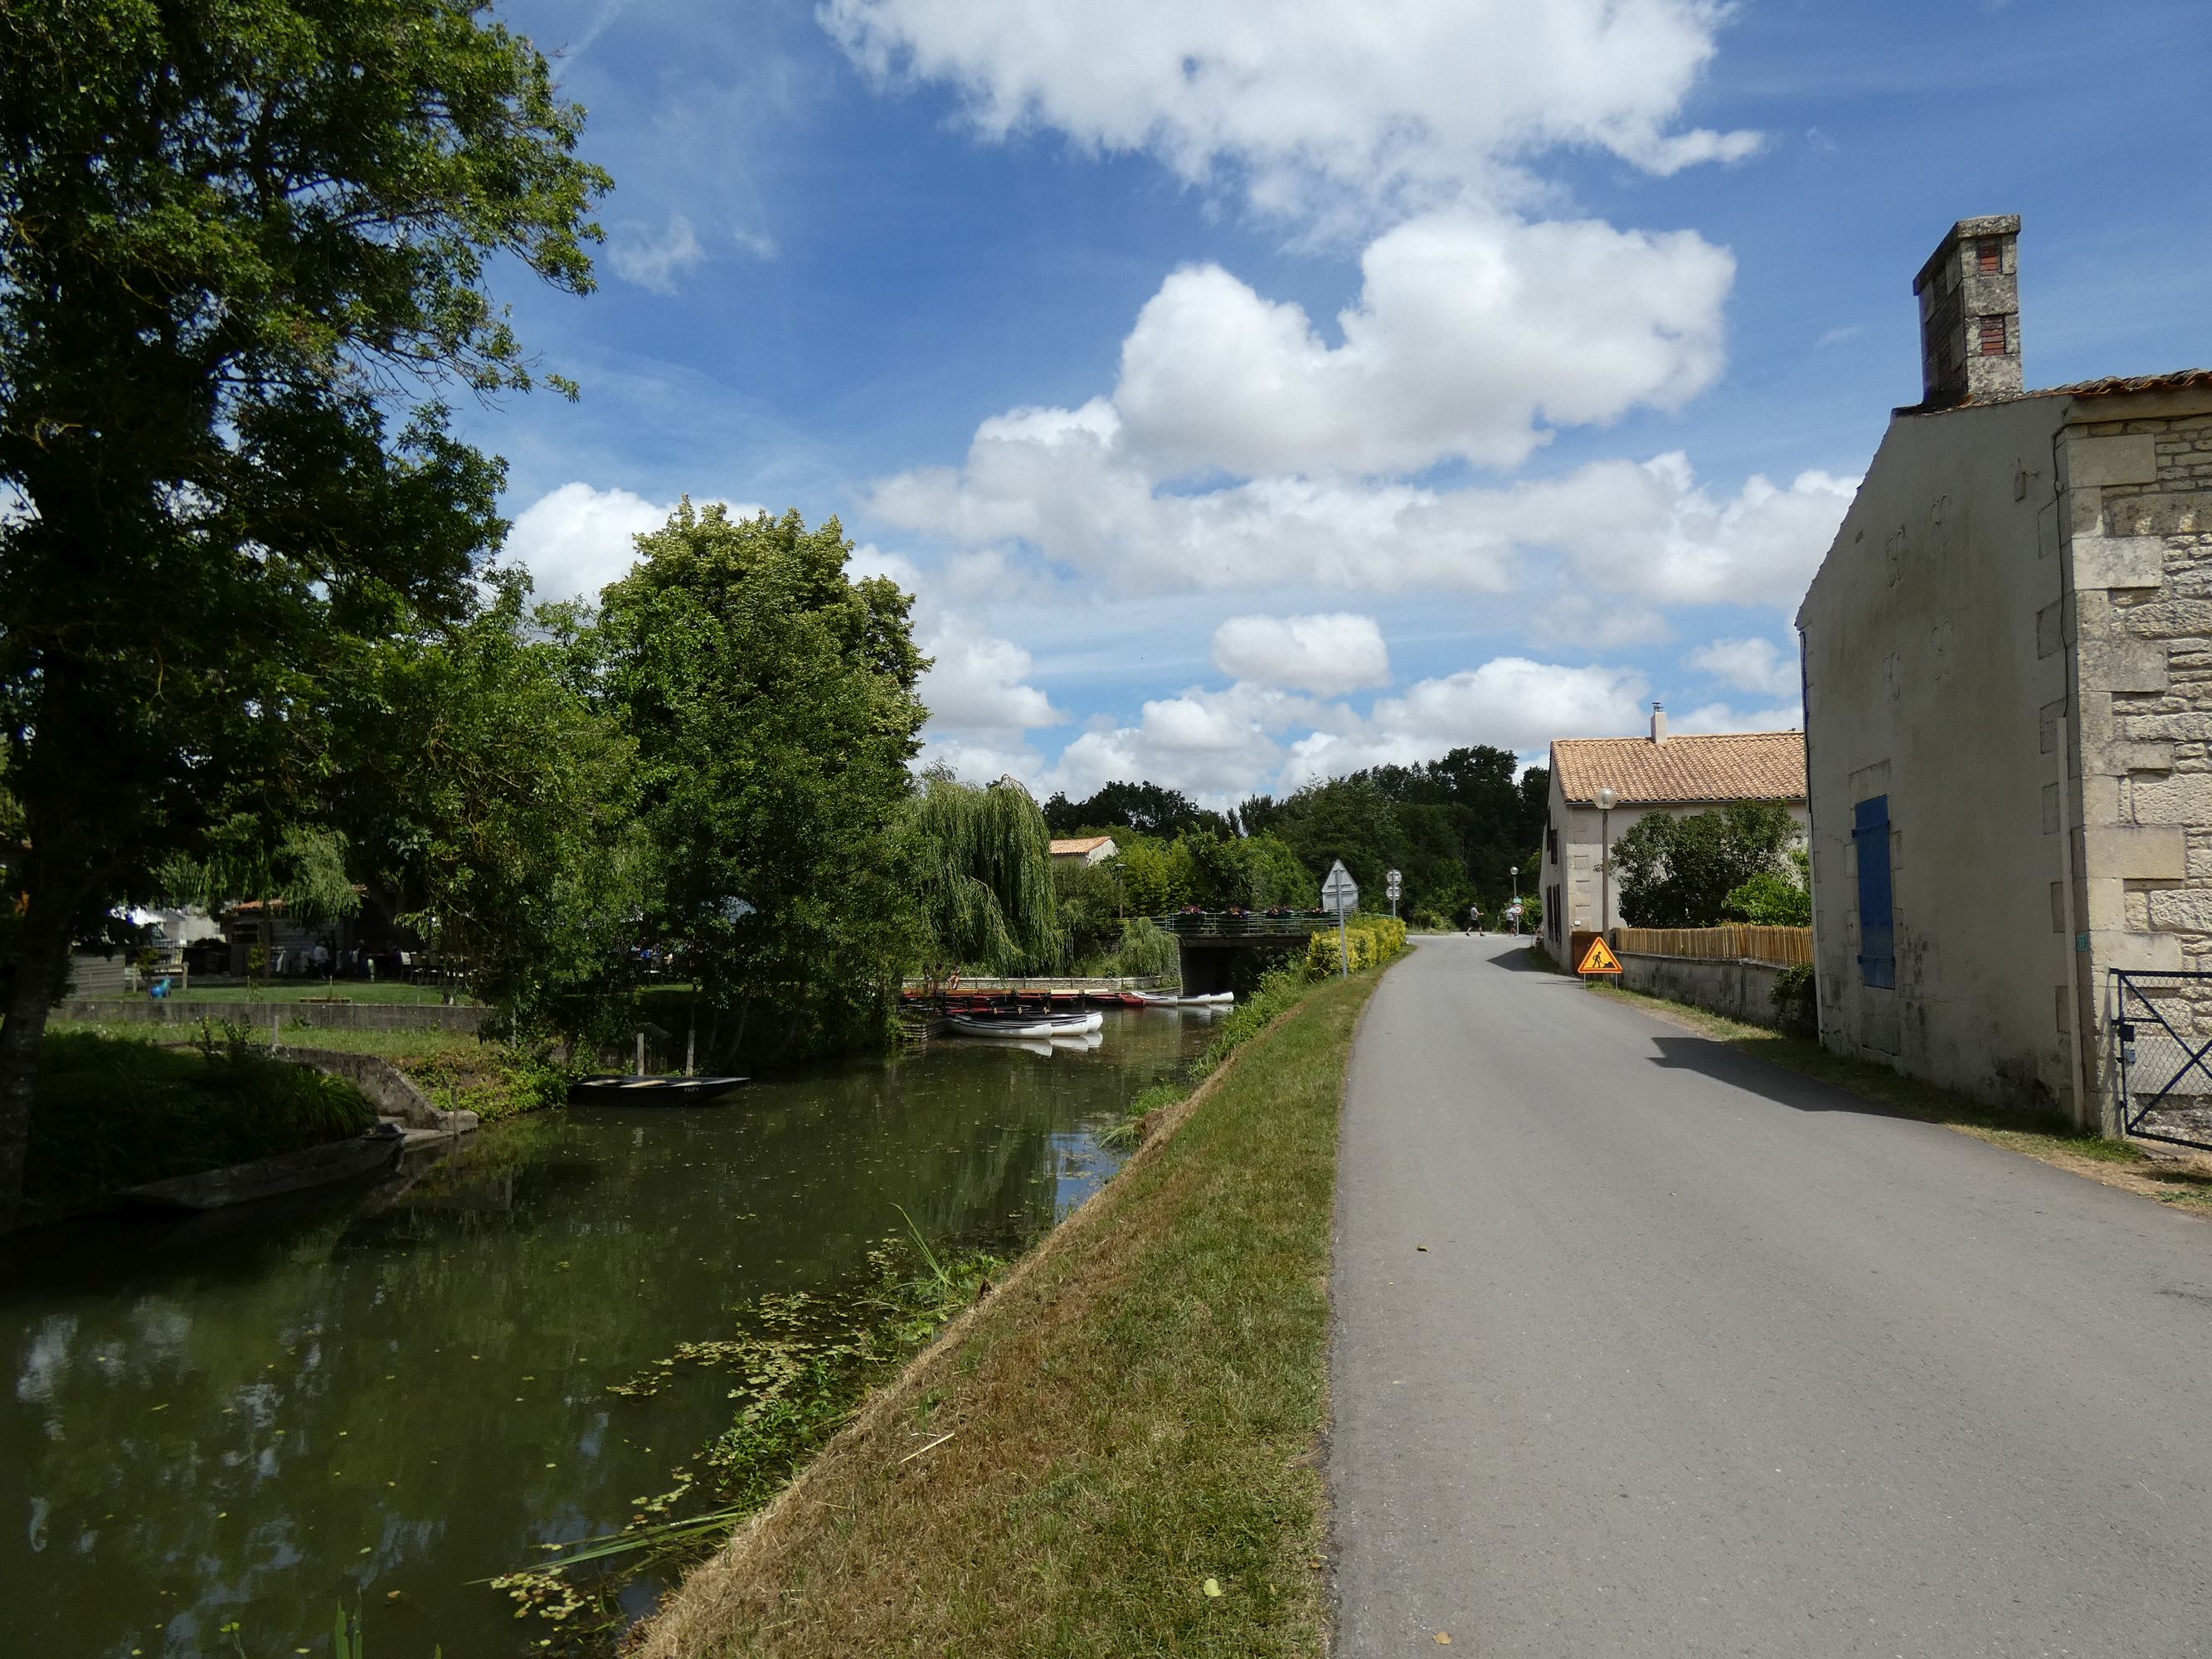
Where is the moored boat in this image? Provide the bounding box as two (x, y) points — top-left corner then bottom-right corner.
(944, 1010), (1103, 1039)
(569, 1074), (749, 1105)
(120, 1124), (406, 1211)
(1133, 990), (1235, 1007)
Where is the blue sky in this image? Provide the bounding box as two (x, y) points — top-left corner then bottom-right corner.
(471, 0), (2212, 802)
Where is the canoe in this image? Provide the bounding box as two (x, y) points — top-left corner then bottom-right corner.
(569, 1074), (749, 1105)
(120, 1124), (406, 1211)
(1134, 990), (1235, 1006)
(945, 1010), (1102, 1039)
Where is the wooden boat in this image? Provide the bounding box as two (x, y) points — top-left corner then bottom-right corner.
(120, 1124), (406, 1211)
(569, 1074), (749, 1105)
(945, 1010), (1102, 1039)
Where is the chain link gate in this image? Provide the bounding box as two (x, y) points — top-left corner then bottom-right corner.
(2108, 970), (2212, 1151)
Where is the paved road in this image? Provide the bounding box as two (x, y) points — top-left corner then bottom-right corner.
(1330, 935), (2212, 1657)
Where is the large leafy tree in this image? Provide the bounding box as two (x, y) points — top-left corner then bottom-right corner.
(596, 505), (927, 1067)
(0, 0), (609, 1218)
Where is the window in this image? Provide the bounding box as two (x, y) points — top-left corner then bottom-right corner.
(1854, 795), (1895, 989)
(1977, 315), (2008, 355)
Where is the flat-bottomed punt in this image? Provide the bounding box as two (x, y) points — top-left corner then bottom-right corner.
(569, 1074), (750, 1105)
(120, 1124), (406, 1210)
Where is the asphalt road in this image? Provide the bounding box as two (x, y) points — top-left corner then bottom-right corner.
(1329, 934), (2212, 1657)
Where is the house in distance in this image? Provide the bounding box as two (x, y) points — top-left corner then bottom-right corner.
(1797, 213), (2212, 1133)
(1540, 705), (1808, 952)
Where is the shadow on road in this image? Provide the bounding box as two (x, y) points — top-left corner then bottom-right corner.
(1645, 1034), (1918, 1121)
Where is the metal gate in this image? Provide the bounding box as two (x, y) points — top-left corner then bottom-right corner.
(2109, 970), (2212, 1151)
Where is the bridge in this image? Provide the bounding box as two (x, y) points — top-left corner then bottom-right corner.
(1157, 911), (1335, 995)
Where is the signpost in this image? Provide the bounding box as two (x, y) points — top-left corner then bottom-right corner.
(1320, 859), (1359, 978)
(1385, 868), (1402, 919)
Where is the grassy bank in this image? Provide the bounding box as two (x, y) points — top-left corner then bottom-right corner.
(1591, 982), (2212, 1218)
(636, 966), (1387, 1659)
(24, 1030), (378, 1215)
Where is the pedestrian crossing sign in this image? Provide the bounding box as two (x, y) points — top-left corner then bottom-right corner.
(1576, 937), (1622, 975)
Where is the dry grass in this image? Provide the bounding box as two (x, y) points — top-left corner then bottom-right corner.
(1590, 982), (2212, 1218)
(632, 971), (1384, 1659)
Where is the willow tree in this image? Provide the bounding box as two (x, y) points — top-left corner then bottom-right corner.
(902, 771), (1062, 985)
(0, 0), (609, 1220)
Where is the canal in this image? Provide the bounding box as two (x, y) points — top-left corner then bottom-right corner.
(0, 1008), (1218, 1657)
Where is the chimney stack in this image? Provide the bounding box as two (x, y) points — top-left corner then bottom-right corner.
(1913, 215), (2021, 408)
(1650, 701), (1668, 746)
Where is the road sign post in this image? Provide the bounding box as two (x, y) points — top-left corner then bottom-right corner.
(1385, 868), (1402, 920)
(1320, 859), (1359, 977)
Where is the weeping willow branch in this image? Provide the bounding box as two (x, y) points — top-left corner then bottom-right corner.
(899, 771), (1062, 984)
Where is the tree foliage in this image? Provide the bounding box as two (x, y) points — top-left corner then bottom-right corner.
(596, 505), (927, 1066)
(902, 771), (1062, 980)
(1043, 781), (1228, 839)
(1611, 802), (1801, 928)
(0, 0), (610, 1217)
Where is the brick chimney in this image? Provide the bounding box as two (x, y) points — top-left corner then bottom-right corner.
(1650, 701), (1668, 746)
(1913, 215), (2021, 408)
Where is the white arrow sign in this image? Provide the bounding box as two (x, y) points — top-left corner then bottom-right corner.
(1320, 859), (1359, 916)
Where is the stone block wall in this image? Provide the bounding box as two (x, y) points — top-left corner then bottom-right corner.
(2066, 403), (2212, 1126)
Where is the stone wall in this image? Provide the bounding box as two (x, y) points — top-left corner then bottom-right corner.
(2068, 401), (2212, 1131)
(1616, 952), (1806, 1034)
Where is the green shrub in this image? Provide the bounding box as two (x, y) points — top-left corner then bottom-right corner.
(27, 1030), (377, 1210)
(1303, 913), (1407, 976)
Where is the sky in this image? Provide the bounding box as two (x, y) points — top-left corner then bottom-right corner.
(469, 0), (2212, 805)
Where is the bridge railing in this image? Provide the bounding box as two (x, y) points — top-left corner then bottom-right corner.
(1155, 911), (1335, 939)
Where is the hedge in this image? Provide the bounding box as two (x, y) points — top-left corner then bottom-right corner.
(1305, 913), (1407, 976)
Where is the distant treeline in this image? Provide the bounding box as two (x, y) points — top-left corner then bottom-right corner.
(1042, 749), (1548, 937)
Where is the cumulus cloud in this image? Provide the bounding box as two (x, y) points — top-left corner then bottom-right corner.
(1211, 613), (1389, 695)
(506, 482), (678, 601)
(1685, 635), (1801, 698)
(608, 214), (707, 293)
(916, 613), (1066, 734)
(1286, 657), (1648, 781)
(1116, 211), (1732, 475)
(820, 0), (1758, 224)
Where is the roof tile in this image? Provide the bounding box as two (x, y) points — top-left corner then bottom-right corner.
(1550, 731), (1806, 806)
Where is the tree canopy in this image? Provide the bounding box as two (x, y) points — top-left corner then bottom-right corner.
(1610, 802), (1802, 928)
(0, 0), (610, 1219)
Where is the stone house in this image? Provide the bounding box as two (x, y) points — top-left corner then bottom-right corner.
(1540, 705), (1808, 952)
(1048, 835), (1119, 867)
(1796, 213), (2212, 1133)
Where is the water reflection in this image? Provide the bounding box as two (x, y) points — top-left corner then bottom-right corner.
(0, 1009), (1207, 1657)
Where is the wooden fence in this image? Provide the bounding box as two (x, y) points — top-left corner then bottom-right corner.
(1610, 925), (1812, 967)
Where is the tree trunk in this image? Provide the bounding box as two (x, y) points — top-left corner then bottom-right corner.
(0, 883), (83, 1229)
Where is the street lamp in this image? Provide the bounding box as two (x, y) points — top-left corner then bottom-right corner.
(1595, 786), (1618, 932)
(1509, 864), (1519, 936)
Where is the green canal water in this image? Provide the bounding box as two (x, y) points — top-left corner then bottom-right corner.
(0, 1008), (1218, 1657)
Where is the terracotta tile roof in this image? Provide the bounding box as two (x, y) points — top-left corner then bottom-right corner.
(1911, 367), (2212, 415)
(1550, 731), (1806, 807)
(1048, 836), (1116, 856)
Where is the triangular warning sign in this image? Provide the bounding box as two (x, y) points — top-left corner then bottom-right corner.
(1576, 937), (1623, 975)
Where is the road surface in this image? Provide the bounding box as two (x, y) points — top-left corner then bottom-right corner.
(1330, 934), (2212, 1657)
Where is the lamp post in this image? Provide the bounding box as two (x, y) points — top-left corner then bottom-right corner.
(1509, 864), (1519, 936)
(1595, 786), (1618, 933)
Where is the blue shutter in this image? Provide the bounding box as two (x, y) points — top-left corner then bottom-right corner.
(1854, 795), (1895, 989)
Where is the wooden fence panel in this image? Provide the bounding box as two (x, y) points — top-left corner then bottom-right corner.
(1610, 925), (1811, 966)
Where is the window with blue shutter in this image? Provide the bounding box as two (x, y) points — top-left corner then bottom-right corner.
(1854, 795), (1894, 989)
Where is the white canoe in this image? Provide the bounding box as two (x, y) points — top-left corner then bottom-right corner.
(1135, 990), (1235, 1006)
(946, 1010), (1102, 1039)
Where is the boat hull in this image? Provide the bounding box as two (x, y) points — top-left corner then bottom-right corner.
(569, 1075), (749, 1105)
(120, 1128), (406, 1211)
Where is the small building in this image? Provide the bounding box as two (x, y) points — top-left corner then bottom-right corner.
(1540, 705), (1808, 951)
(1048, 835), (1119, 867)
(1796, 213), (2212, 1133)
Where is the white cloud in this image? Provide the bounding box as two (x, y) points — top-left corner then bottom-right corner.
(916, 613), (1066, 734)
(1211, 613), (1389, 695)
(1116, 211), (1732, 475)
(506, 482), (676, 601)
(821, 0), (1758, 225)
(1685, 636), (1801, 698)
(1669, 699), (1801, 735)
(732, 226), (780, 260)
(608, 214), (707, 293)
